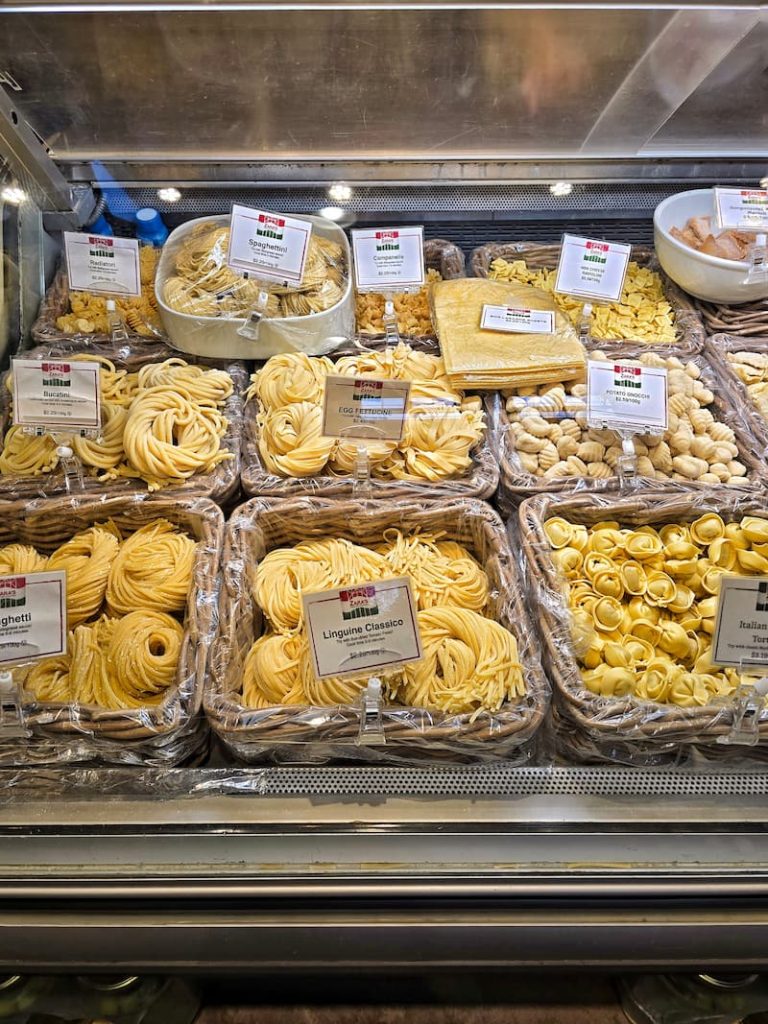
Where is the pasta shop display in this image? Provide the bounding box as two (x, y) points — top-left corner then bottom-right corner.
(32, 245), (164, 346)
(207, 496), (548, 764)
(520, 490), (768, 766)
(705, 335), (768, 456)
(240, 341), (499, 500)
(0, 493), (222, 767)
(0, 342), (246, 505)
(470, 242), (704, 353)
(496, 342), (765, 509)
(355, 238), (465, 338)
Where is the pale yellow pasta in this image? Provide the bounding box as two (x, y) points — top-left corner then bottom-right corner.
(105, 610), (182, 708)
(0, 544), (47, 575)
(106, 519), (196, 615)
(376, 530), (488, 613)
(242, 633), (307, 708)
(248, 353), (334, 408)
(0, 427), (59, 477)
(258, 403), (335, 477)
(48, 524), (120, 627)
(26, 653), (72, 703)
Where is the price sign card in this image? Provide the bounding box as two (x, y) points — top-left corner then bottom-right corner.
(0, 571), (67, 665)
(351, 226), (425, 292)
(555, 234), (631, 303)
(714, 188), (768, 232)
(712, 576), (768, 669)
(322, 376), (410, 442)
(480, 304), (555, 335)
(63, 233), (141, 298)
(13, 359), (101, 433)
(303, 577), (422, 680)
(587, 360), (668, 433)
(227, 205), (312, 286)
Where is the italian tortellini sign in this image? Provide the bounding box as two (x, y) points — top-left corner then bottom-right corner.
(64, 233), (141, 298)
(303, 577), (422, 680)
(712, 575), (768, 669)
(586, 359), (668, 433)
(554, 234), (631, 303)
(0, 571), (67, 665)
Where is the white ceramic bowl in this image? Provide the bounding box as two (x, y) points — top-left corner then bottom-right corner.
(156, 214), (354, 360)
(654, 188), (766, 305)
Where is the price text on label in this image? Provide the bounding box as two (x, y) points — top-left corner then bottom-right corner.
(303, 576), (423, 680)
(13, 359), (102, 432)
(714, 188), (768, 232)
(480, 304), (555, 335)
(0, 571), (67, 665)
(586, 360), (668, 433)
(712, 575), (768, 668)
(322, 375), (411, 442)
(227, 205), (313, 286)
(351, 226), (425, 292)
(554, 234), (632, 303)
(63, 233), (141, 298)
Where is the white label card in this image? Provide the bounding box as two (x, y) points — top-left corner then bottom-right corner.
(13, 359), (102, 432)
(322, 376), (410, 442)
(303, 577), (423, 681)
(714, 188), (768, 232)
(712, 575), (768, 669)
(480, 304), (555, 335)
(587, 360), (668, 433)
(227, 205), (313, 286)
(0, 571), (67, 665)
(351, 226), (425, 292)
(63, 233), (141, 298)
(554, 234), (631, 303)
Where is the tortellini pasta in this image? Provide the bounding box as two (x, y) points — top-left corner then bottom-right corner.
(545, 512), (768, 708)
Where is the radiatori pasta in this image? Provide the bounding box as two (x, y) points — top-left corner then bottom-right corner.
(545, 512), (768, 708)
(15, 519), (196, 711)
(247, 343), (485, 484)
(241, 530), (525, 715)
(0, 356), (234, 491)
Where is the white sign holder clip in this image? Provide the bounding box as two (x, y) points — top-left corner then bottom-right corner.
(382, 294), (402, 349)
(745, 233), (768, 287)
(578, 303), (593, 346)
(357, 676), (386, 746)
(338, 422), (388, 498)
(0, 668), (30, 739)
(237, 283), (273, 342)
(719, 667), (768, 746)
(106, 299), (129, 345)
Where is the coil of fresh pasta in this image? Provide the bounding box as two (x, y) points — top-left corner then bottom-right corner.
(161, 221), (346, 320)
(53, 245), (162, 338)
(240, 529), (525, 716)
(0, 355), (235, 492)
(245, 343), (486, 486)
(16, 518), (197, 711)
(544, 511), (768, 709)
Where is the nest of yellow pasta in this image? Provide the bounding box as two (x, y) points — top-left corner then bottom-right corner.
(40, 246), (162, 339)
(542, 509), (768, 711)
(471, 242), (703, 352)
(161, 221), (347, 320)
(0, 353), (237, 494)
(242, 343), (493, 497)
(241, 531), (524, 717)
(8, 518), (198, 713)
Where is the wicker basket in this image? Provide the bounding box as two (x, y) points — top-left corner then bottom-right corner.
(696, 298), (768, 338)
(355, 238), (465, 342)
(519, 489), (768, 765)
(207, 496), (549, 765)
(240, 339), (499, 500)
(496, 341), (768, 509)
(704, 334), (768, 454)
(470, 242), (704, 355)
(0, 341), (246, 505)
(0, 492), (223, 765)
(31, 262), (165, 348)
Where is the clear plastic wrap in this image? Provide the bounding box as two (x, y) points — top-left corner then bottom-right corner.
(31, 248), (165, 347)
(155, 214), (354, 361)
(355, 238), (465, 340)
(207, 495), (550, 765)
(0, 339), (246, 504)
(705, 333), (768, 454)
(495, 341), (767, 511)
(519, 488), (768, 767)
(0, 492), (222, 767)
(470, 242), (705, 354)
(240, 339), (499, 500)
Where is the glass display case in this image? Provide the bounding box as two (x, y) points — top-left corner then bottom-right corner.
(0, 0), (767, 982)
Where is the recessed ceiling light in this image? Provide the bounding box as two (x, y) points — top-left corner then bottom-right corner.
(157, 187), (182, 203)
(1, 185), (27, 205)
(549, 182), (573, 197)
(319, 206), (346, 221)
(760, 176), (768, 190)
(328, 183), (352, 203)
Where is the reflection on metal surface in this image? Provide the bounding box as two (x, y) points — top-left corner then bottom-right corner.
(0, 7), (761, 162)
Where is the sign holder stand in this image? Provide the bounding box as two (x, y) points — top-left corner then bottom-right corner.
(106, 300), (129, 345)
(357, 676), (385, 745)
(338, 422), (388, 498)
(0, 668), (30, 738)
(578, 302), (593, 347)
(745, 233), (768, 287)
(236, 282), (273, 342)
(720, 662), (768, 746)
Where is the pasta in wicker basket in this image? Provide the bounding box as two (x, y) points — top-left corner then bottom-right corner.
(207, 496), (549, 765)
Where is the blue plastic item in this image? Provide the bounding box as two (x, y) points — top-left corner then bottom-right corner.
(135, 207), (169, 246)
(87, 214), (113, 236)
